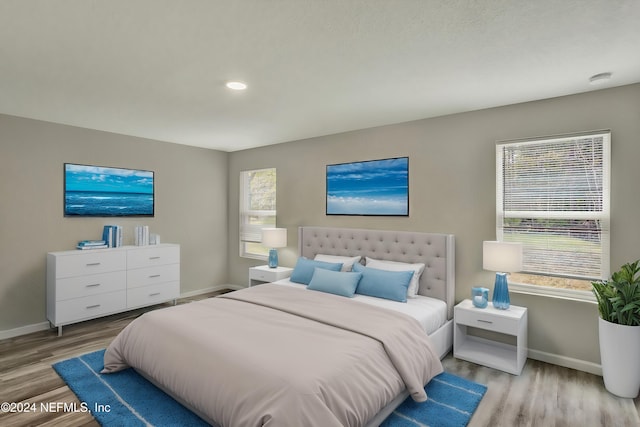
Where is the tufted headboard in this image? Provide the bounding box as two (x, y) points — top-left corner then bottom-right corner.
(298, 226), (455, 319)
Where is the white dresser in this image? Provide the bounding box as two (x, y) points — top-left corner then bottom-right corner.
(47, 244), (180, 336)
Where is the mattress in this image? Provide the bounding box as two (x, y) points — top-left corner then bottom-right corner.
(271, 278), (447, 335)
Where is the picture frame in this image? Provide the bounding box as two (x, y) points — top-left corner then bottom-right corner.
(64, 163), (155, 217)
(326, 157), (409, 216)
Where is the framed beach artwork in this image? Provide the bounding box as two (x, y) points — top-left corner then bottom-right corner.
(64, 163), (155, 217)
(326, 157), (409, 216)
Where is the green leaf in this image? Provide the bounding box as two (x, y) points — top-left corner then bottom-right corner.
(592, 260), (640, 326)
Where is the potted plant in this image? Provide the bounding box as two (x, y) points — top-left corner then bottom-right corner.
(592, 260), (640, 398)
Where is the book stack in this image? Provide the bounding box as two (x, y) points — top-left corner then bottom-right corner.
(77, 240), (108, 250)
(102, 225), (123, 248)
(135, 225), (150, 246)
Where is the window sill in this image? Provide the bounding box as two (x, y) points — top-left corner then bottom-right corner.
(240, 253), (268, 261)
(509, 282), (596, 304)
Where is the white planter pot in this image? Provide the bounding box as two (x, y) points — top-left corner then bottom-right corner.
(599, 317), (640, 398)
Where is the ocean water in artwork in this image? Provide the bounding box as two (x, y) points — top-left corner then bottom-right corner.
(65, 191), (153, 216)
(327, 157), (408, 215)
(64, 164), (154, 216)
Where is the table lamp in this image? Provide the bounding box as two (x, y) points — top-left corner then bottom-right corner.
(261, 228), (287, 268)
(483, 241), (523, 310)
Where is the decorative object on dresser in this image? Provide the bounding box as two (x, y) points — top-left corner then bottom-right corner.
(261, 227), (287, 268)
(249, 265), (293, 286)
(76, 240), (108, 250)
(46, 244), (180, 336)
(592, 260), (640, 398)
(482, 241), (523, 309)
(454, 299), (528, 375)
(102, 225), (123, 247)
(134, 225), (151, 246)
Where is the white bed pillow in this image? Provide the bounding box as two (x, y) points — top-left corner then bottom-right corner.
(314, 254), (362, 272)
(365, 257), (425, 297)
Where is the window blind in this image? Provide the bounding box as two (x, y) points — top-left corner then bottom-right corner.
(496, 131), (610, 280)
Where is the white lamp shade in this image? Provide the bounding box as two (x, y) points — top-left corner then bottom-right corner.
(483, 241), (523, 273)
(261, 228), (287, 248)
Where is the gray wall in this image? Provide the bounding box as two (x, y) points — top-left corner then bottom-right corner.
(0, 114), (229, 333)
(2, 83), (639, 368)
(228, 83), (640, 368)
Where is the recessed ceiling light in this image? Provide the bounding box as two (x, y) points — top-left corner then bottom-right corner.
(226, 81), (247, 90)
(589, 72), (612, 85)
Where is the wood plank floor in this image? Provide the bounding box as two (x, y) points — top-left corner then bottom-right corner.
(1, 290), (639, 427)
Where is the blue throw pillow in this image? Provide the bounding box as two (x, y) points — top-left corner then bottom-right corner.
(352, 263), (413, 302)
(290, 257), (343, 285)
(307, 268), (362, 297)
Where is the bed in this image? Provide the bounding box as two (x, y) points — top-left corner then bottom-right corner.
(102, 226), (455, 426)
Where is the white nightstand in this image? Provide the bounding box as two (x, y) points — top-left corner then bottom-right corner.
(454, 299), (528, 375)
(249, 265), (293, 287)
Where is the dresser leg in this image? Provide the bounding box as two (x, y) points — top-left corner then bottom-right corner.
(58, 326), (63, 337)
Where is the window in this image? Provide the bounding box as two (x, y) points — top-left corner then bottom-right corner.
(240, 168), (276, 259)
(496, 131), (610, 293)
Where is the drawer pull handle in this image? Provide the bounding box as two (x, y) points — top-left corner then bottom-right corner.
(477, 319), (493, 324)
(149, 292), (161, 297)
(86, 283), (101, 288)
(86, 262), (101, 266)
(86, 304), (101, 309)
(149, 256), (161, 260)
(149, 274), (161, 278)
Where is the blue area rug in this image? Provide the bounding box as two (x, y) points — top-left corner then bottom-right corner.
(53, 350), (486, 426)
(381, 372), (487, 427)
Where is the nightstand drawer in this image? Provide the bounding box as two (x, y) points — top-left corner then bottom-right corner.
(250, 269), (277, 282)
(249, 266), (293, 285)
(455, 306), (520, 335)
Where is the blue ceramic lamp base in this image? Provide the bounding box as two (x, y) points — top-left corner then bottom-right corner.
(492, 272), (510, 310)
(268, 248), (279, 268)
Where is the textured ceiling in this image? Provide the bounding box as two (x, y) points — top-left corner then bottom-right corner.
(1, 1), (639, 152)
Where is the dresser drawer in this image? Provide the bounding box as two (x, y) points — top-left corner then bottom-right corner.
(126, 264), (180, 289)
(53, 250), (126, 278)
(127, 282), (179, 309)
(55, 271), (126, 301)
(455, 306), (521, 335)
(127, 246), (180, 269)
(55, 291), (126, 324)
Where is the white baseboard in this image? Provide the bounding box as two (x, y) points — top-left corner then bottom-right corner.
(528, 349), (602, 376)
(0, 321), (51, 341)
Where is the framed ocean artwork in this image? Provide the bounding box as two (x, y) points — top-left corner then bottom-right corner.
(326, 157), (409, 216)
(64, 163), (154, 217)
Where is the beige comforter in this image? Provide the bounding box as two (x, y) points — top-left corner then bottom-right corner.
(102, 284), (443, 426)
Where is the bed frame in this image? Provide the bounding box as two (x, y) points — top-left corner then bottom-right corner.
(298, 226), (455, 426)
(298, 226), (455, 353)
